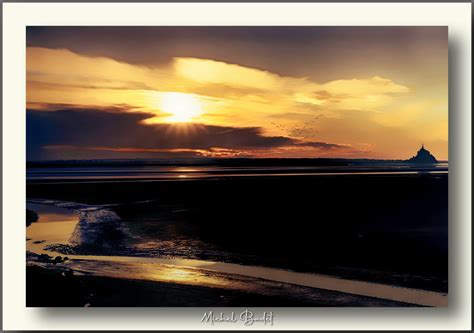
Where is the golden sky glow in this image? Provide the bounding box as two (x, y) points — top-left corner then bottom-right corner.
(26, 27), (448, 160)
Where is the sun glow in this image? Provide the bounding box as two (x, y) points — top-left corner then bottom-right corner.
(160, 92), (203, 123)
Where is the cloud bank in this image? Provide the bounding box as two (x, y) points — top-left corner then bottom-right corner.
(27, 107), (345, 160)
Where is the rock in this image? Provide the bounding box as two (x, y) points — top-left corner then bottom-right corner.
(38, 254), (53, 262)
(26, 209), (39, 226)
(53, 256), (63, 264)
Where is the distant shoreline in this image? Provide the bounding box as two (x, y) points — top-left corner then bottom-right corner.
(26, 157), (448, 168)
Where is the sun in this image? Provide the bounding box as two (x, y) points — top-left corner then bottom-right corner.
(160, 92), (203, 123)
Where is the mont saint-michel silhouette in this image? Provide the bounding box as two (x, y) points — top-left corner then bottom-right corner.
(406, 144), (438, 164)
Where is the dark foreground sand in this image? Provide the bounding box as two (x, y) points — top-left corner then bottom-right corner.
(27, 264), (416, 307)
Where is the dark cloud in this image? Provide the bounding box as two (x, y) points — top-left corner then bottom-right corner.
(27, 106), (343, 160)
(296, 141), (344, 149)
(26, 26), (447, 82)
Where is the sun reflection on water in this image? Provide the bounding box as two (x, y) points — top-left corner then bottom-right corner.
(67, 260), (252, 291)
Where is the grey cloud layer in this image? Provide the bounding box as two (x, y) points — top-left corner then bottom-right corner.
(26, 26), (447, 82)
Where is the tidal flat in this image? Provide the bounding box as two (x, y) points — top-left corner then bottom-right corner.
(26, 165), (448, 307)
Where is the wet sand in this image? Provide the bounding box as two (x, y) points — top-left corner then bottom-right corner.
(26, 201), (446, 307)
(27, 173), (448, 292)
(27, 264), (415, 307)
(26, 167), (448, 307)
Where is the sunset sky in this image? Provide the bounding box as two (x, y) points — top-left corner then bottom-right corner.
(26, 27), (448, 160)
